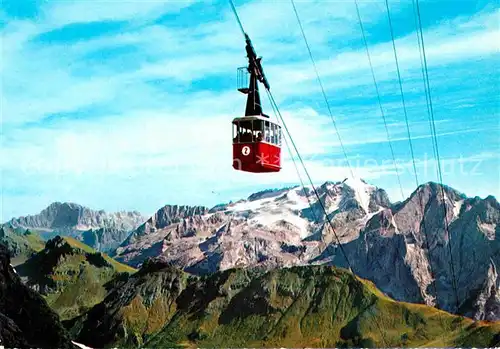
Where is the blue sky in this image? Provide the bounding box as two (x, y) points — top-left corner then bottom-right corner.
(1, 0), (499, 220)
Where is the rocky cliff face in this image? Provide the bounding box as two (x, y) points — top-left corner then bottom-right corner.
(81, 227), (132, 253)
(0, 243), (75, 348)
(324, 183), (500, 320)
(112, 179), (499, 321)
(123, 205), (208, 244)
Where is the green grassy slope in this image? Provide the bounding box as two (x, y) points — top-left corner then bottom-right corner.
(148, 266), (499, 348)
(63, 236), (137, 273)
(72, 264), (500, 348)
(0, 243), (75, 349)
(16, 236), (136, 321)
(0, 225), (45, 265)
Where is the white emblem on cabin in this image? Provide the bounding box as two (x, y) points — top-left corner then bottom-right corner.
(242, 146), (251, 156)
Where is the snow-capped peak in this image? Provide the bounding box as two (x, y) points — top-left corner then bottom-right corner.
(342, 177), (377, 214)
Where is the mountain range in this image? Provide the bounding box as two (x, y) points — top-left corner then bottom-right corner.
(3, 241), (499, 348)
(5, 202), (146, 253)
(112, 178), (500, 321)
(2, 178), (499, 324)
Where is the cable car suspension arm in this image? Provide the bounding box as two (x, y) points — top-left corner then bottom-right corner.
(229, 0), (270, 117)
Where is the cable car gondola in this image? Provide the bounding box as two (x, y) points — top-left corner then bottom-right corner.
(232, 34), (281, 173)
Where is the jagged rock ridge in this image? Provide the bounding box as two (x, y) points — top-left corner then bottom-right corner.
(8, 202), (144, 231)
(5, 202), (146, 252)
(124, 205), (209, 243)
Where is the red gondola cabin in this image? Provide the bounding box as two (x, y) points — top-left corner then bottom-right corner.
(232, 115), (281, 172)
(232, 32), (282, 173)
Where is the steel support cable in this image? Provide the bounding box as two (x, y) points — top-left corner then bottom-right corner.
(290, 0), (378, 217)
(353, 0), (406, 201)
(407, 1), (450, 325)
(266, 90), (320, 225)
(414, 0), (460, 314)
(289, 0), (355, 181)
(266, 89), (353, 271)
(384, 0), (419, 187)
(229, 0), (245, 38)
(268, 87), (388, 347)
(411, 0), (439, 179)
(384, 4), (446, 340)
(385, 0), (441, 306)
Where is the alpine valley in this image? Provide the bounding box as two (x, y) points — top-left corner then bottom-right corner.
(1, 178), (499, 348)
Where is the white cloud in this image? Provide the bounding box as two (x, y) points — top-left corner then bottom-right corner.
(43, 0), (198, 28)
